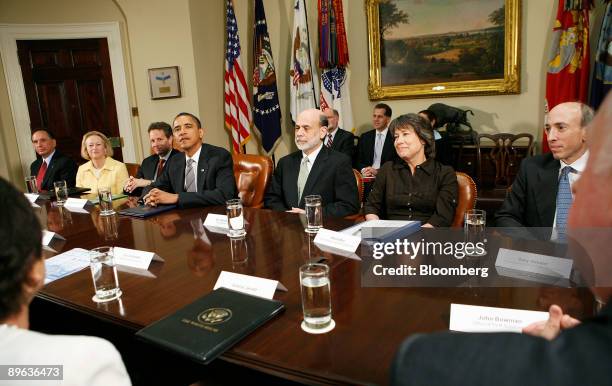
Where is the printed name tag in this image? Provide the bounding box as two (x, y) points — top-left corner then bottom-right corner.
(203, 213), (229, 234)
(314, 228), (361, 260)
(25, 193), (41, 208)
(113, 246), (164, 270)
(214, 271), (287, 300)
(42, 230), (65, 246)
(64, 198), (90, 213)
(495, 248), (573, 279)
(449, 303), (549, 333)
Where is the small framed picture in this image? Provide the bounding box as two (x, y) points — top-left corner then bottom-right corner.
(148, 66), (181, 99)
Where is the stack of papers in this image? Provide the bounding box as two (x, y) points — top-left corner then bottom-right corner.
(44, 248), (91, 285)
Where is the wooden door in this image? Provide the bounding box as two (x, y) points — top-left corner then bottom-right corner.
(17, 38), (122, 162)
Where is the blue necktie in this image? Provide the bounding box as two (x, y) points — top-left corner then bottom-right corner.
(555, 166), (574, 240)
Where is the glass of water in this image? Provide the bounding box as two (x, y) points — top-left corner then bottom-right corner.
(304, 195), (322, 234)
(89, 246), (122, 303)
(300, 263), (332, 331)
(464, 209), (487, 256)
(25, 176), (38, 194)
(54, 180), (68, 206)
(226, 199), (246, 238)
(98, 186), (115, 216)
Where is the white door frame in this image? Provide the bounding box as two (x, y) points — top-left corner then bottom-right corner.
(0, 22), (136, 177)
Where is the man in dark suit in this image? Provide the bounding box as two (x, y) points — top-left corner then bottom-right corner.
(495, 102), (594, 236)
(323, 108), (355, 159)
(29, 129), (78, 191)
(142, 112), (236, 208)
(390, 96), (612, 386)
(124, 122), (180, 196)
(264, 108), (359, 218)
(355, 103), (396, 176)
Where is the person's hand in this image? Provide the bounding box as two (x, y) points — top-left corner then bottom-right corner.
(287, 207), (306, 214)
(361, 167), (378, 177)
(522, 305), (581, 340)
(365, 214), (379, 221)
(421, 223), (434, 228)
(143, 188), (178, 207)
(124, 196), (140, 208)
(124, 176), (151, 193)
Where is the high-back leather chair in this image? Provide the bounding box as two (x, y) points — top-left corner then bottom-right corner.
(125, 162), (140, 177)
(353, 169), (364, 204)
(232, 153), (273, 208)
(452, 172), (477, 228)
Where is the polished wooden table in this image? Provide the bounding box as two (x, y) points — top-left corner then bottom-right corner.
(33, 199), (594, 385)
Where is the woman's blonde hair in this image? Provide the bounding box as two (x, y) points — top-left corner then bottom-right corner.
(81, 131), (113, 160)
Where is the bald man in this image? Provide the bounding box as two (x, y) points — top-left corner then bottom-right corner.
(495, 102), (594, 238)
(264, 109), (359, 217)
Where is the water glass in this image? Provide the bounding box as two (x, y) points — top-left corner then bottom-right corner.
(300, 263), (332, 330)
(464, 209), (487, 256)
(25, 176), (38, 194)
(304, 195), (323, 234)
(226, 199), (246, 238)
(89, 246), (122, 303)
(54, 180), (68, 206)
(98, 186), (115, 216)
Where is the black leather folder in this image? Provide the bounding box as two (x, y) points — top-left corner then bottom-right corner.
(119, 204), (177, 218)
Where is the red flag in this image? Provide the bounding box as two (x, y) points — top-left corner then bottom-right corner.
(543, 0), (591, 153)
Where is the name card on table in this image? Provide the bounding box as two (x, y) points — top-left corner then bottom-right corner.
(24, 193), (41, 208)
(64, 198), (91, 213)
(449, 304), (549, 333)
(42, 230), (66, 246)
(113, 246), (164, 271)
(314, 228), (361, 260)
(495, 248), (573, 280)
(214, 271), (287, 300)
(203, 213), (229, 234)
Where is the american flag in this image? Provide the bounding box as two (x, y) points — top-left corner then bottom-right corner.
(224, 0), (251, 154)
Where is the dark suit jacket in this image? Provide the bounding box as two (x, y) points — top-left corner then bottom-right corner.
(355, 128), (396, 170)
(330, 128), (355, 160)
(264, 146), (359, 218)
(29, 150), (78, 191)
(390, 302), (612, 386)
(495, 153), (560, 227)
(128, 149), (180, 196)
(144, 144), (237, 208)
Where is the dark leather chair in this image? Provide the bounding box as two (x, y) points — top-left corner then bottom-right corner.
(452, 172), (477, 228)
(232, 153), (273, 208)
(125, 162), (140, 177)
(353, 169), (364, 204)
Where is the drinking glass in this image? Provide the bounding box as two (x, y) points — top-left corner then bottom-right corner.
(98, 186), (115, 216)
(54, 180), (68, 206)
(25, 176), (38, 194)
(300, 263), (332, 330)
(304, 195), (323, 234)
(226, 199), (246, 238)
(89, 246), (122, 303)
(464, 209), (487, 256)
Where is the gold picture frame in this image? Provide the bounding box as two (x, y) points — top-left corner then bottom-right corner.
(366, 0), (520, 100)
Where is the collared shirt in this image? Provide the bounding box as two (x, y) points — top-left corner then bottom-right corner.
(372, 127), (389, 169)
(364, 157), (458, 226)
(328, 127), (339, 143)
(153, 150), (173, 182)
(76, 157), (129, 195)
(302, 143), (323, 172)
(552, 150), (589, 232)
(42, 149), (56, 167)
(185, 144), (202, 191)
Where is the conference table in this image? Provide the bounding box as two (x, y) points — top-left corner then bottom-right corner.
(32, 198), (595, 385)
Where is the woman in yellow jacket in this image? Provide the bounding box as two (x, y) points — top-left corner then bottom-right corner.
(76, 131), (129, 195)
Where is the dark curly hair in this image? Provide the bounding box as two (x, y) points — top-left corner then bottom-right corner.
(0, 178), (42, 321)
(389, 113), (436, 159)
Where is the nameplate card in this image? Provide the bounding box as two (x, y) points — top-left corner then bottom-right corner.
(203, 213), (229, 234)
(113, 246), (164, 270)
(64, 198), (91, 213)
(42, 230), (65, 246)
(449, 304), (549, 333)
(314, 228), (361, 260)
(214, 271), (287, 300)
(24, 193), (41, 208)
(495, 248), (573, 279)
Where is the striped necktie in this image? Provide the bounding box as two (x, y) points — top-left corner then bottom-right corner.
(185, 159), (196, 192)
(555, 166), (574, 241)
(326, 133), (333, 148)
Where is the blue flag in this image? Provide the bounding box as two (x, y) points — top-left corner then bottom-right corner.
(590, 2), (611, 110)
(253, 0), (282, 154)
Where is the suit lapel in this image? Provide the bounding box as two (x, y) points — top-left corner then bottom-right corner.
(536, 158), (560, 226)
(197, 145), (209, 193)
(286, 152), (301, 208)
(301, 147), (328, 206)
(173, 155), (187, 192)
(42, 154), (58, 188)
(382, 131), (395, 161)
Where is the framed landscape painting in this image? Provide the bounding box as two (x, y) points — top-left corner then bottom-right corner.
(366, 0), (520, 99)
